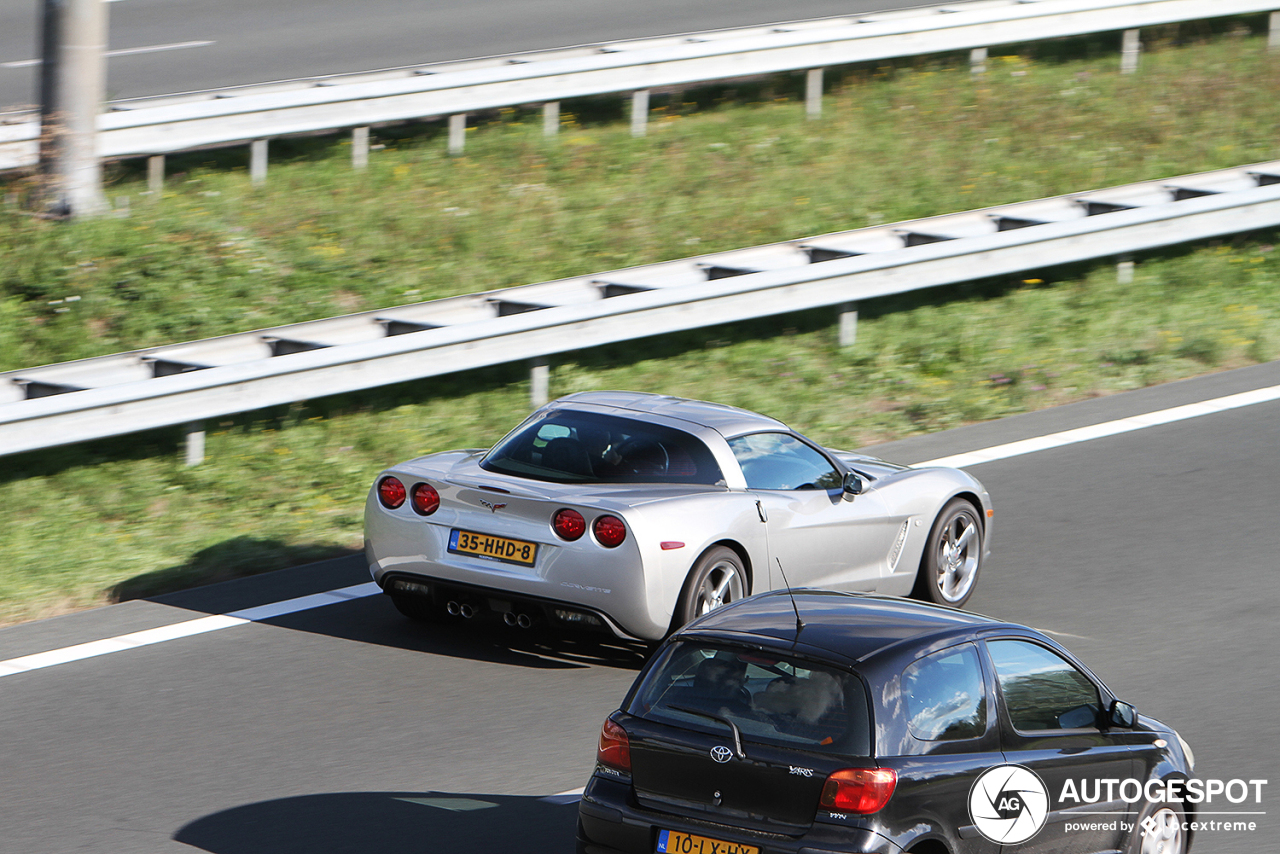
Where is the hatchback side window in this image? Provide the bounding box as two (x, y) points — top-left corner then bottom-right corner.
(728, 433), (842, 491)
(902, 644), (988, 741)
(988, 640), (1102, 732)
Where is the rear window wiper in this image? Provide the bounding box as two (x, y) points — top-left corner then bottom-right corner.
(668, 704), (747, 760)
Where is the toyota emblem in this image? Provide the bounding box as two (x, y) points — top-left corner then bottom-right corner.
(710, 745), (734, 764)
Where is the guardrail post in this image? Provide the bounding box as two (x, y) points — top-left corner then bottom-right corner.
(352, 126), (369, 169)
(838, 302), (859, 348)
(1117, 255), (1135, 284)
(147, 154), (164, 194)
(530, 357), (550, 408)
(1121, 29), (1141, 74)
(250, 139), (268, 184)
(1270, 12), (1280, 52)
(805, 69), (823, 119)
(630, 90), (649, 137)
(184, 422), (205, 466)
(448, 114), (466, 154)
(543, 101), (559, 137)
(969, 47), (988, 75)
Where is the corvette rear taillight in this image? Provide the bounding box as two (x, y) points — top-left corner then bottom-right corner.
(410, 482), (440, 516)
(553, 508), (586, 541)
(819, 768), (897, 814)
(593, 515), (626, 548)
(378, 476), (406, 509)
(597, 718), (631, 773)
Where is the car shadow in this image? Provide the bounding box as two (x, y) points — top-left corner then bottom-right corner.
(173, 790), (579, 854)
(143, 553), (651, 672)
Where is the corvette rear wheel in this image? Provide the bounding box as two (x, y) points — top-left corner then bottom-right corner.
(913, 498), (982, 607)
(675, 547), (747, 627)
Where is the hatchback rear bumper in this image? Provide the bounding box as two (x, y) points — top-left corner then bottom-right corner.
(577, 775), (902, 854)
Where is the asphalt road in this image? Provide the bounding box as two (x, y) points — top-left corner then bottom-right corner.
(0, 0), (940, 110)
(1, 360), (1276, 853)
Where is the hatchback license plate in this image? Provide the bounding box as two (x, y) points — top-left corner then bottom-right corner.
(656, 829), (757, 854)
(448, 529), (537, 566)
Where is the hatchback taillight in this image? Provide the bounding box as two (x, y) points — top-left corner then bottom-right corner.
(378, 476), (406, 509)
(553, 508), (586, 541)
(593, 515), (626, 548)
(597, 718), (631, 773)
(819, 768), (897, 814)
(411, 482), (440, 516)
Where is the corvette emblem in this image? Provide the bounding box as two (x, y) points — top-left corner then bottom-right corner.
(710, 745), (734, 764)
(479, 499), (507, 513)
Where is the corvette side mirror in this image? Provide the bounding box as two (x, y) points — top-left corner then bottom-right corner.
(842, 472), (864, 497)
(1109, 699), (1137, 728)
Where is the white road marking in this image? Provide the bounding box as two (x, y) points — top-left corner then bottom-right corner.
(2, 382), (1278, 679)
(915, 384), (1280, 469)
(0, 582), (379, 678)
(2, 41), (213, 69)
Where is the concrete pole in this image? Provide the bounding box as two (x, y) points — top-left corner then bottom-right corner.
(530, 357), (550, 408)
(1120, 29), (1140, 74)
(147, 154), (164, 194)
(805, 68), (823, 119)
(630, 90), (649, 137)
(1117, 255), (1135, 284)
(969, 47), (988, 75)
(1270, 12), (1280, 53)
(184, 422), (206, 466)
(37, 0), (108, 217)
(352, 126), (369, 169)
(543, 101), (560, 137)
(448, 113), (466, 154)
(838, 302), (859, 348)
(250, 138), (268, 183)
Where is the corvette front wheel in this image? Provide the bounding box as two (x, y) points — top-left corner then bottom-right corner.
(913, 498), (982, 607)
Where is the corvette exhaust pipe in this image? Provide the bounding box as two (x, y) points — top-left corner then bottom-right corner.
(517, 613), (533, 629)
(503, 612), (518, 626)
(459, 603), (476, 619)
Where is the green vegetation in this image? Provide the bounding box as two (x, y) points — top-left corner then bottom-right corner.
(2, 25), (1279, 624)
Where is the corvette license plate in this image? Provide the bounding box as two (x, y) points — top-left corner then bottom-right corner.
(448, 529), (537, 566)
(656, 829), (757, 854)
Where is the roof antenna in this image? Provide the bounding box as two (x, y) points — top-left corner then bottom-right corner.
(775, 558), (804, 636)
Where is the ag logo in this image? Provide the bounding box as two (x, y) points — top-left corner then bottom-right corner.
(968, 764), (1050, 844)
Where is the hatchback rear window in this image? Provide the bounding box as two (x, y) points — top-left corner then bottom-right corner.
(628, 643), (871, 756)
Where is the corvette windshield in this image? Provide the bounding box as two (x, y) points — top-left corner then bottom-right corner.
(481, 410), (725, 485)
(629, 643), (872, 756)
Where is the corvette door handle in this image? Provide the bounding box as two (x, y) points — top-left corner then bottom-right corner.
(756, 500), (768, 523)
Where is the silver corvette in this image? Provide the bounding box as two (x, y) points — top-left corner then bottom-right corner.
(364, 392), (992, 642)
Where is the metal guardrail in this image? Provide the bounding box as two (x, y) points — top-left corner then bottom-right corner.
(1, 0), (1276, 171)
(4, 160), (1280, 459)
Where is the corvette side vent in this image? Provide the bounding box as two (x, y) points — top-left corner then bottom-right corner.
(888, 520), (910, 572)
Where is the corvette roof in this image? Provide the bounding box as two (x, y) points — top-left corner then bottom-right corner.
(555, 391), (786, 437)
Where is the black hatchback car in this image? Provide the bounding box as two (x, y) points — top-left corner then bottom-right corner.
(577, 592), (1195, 854)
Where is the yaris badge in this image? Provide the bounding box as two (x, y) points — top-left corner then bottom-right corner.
(709, 745), (734, 764)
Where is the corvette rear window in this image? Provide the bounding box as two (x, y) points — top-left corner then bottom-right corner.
(628, 643), (872, 756)
(481, 410), (724, 485)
